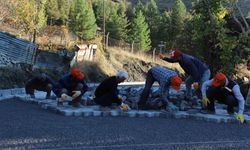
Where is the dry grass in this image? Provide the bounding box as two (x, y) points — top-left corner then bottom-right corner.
(108, 47), (185, 75)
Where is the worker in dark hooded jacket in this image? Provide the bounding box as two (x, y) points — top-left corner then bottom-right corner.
(94, 70), (128, 107)
(25, 73), (55, 99)
(53, 68), (88, 107)
(159, 49), (211, 103)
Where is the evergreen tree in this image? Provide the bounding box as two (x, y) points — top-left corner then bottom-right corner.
(144, 0), (161, 46)
(70, 0), (97, 40)
(129, 10), (151, 51)
(192, 0), (238, 74)
(46, 0), (60, 25)
(106, 0), (129, 41)
(134, 0), (145, 15)
(158, 11), (172, 49)
(36, 0), (47, 29)
(170, 0), (187, 46)
(57, 0), (70, 24)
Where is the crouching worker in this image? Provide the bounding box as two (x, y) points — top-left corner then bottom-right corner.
(25, 73), (55, 99)
(201, 73), (245, 123)
(138, 66), (182, 111)
(94, 70), (130, 111)
(53, 68), (88, 107)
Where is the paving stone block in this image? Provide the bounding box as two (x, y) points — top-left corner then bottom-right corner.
(102, 111), (110, 117)
(204, 115), (222, 123)
(82, 109), (93, 117)
(60, 109), (74, 116)
(73, 109), (83, 117)
(125, 111), (137, 117)
(137, 111), (147, 117)
(110, 110), (121, 117)
(87, 105), (100, 110)
(190, 113), (205, 121)
(93, 111), (102, 117)
(46, 104), (58, 113)
(173, 111), (189, 119)
(145, 112), (156, 118)
(0, 90), (11, 97)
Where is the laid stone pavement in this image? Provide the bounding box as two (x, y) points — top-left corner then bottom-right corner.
(1, 86), (250, 125)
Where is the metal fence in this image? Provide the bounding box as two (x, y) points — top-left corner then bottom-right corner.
(0, 32), (37, 65)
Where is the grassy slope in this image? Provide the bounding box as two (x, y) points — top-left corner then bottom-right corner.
(77, 44), (184, 82)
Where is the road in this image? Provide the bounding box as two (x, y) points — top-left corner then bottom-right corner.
(0, 99), (250, 150)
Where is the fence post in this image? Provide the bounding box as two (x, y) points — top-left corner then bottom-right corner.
(131, 41), (134, 53)
(106, 32), (109, 49)
(153, 48), (156, 62)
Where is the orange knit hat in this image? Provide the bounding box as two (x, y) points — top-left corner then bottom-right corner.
(212, 73), (226, 87)
(71, 68), (84, 80)
(171, 76), (182, 90)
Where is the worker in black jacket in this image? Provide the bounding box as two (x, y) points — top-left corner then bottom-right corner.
(94, 70), (128, 107)
(25, 73), (55, 99)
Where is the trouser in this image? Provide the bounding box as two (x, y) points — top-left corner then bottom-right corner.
(246, 86), (250, 106)
(206, 87), (238, 113)
(138, 70), (155, 105)
(94, 93), (121, 107)
(25, 83), (52, 97)
(185, 69), (211, 99)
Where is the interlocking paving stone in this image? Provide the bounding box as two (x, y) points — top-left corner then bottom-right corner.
(110, 110), (120, 116)
(93, 111), (102, 117)
(1, 90), (250, 125)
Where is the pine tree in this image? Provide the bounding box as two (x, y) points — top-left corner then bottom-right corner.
(158, 11), (172, 49)
(36, 0), (47, 29)
(192, 0), (239, 74)
(106, 1), (129, 41)
(134, 0), (145, 15)
(129, 10), (151, 51)
(70, 0), (97, 40)
(144, 0), (161, 46)
(46, 0), (60, 25)
(57, 0), (70, 25)
(170, 0), (187, 45)
(92, 0), (112, 30)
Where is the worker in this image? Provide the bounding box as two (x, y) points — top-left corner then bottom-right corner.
(201, 73), (245, 123)
(53, 68), (88, 107)
(25, 73), (55, 99)
(138, 66), (182, 111)
(94, 70), (130, 111)
(159, 49), (211, 105)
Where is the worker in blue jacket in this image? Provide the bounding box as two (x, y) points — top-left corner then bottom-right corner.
(159, 49), (211, 104)
(53, 68), (88, 107)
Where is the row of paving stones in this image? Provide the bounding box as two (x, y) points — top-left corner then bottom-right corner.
(1, 87), (250, 125)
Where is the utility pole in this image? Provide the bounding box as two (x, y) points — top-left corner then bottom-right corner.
(103, 0), (106, 50)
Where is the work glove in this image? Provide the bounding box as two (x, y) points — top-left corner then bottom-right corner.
(193, 82), (199, 91)
(120, 103), (130, 111)
(202, 97), (210, 107)
(59, 93), (68, 102)
(235, 113), (245, 124)
(166, 102), (178, 112)
(72, 91), (81, 99)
